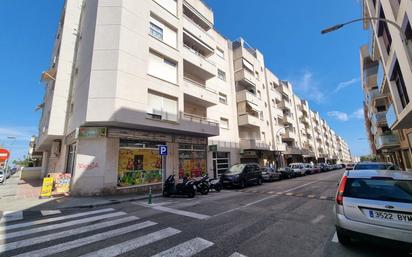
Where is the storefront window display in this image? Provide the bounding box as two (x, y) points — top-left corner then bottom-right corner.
(178, 144), (206, 178)
(118, 140), (163, 187)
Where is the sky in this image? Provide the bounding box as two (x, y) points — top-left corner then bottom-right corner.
(0, 0), (369, 163)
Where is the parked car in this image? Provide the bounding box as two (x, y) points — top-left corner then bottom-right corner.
(278, 167), (295, 179)
(345, 163), (355, 170)
(221, 163), (263, 188)
(0, 170), (4, 183)
(289, 163), (306, 176)
(261, 167), (282, 182)
(334, 169), (412, 248)
(10, 167), (17, 175)
(5, 169), (10, 179)
(319, 163), (328, 172)
(311, 165), (321, 174)
(353, 162), (400, 171)
(303, 164), (313, 175)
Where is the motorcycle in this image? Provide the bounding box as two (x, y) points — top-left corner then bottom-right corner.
(209, 177), (223, 192)
(192, 175), (210, 195)
(163, 175), (196, 198)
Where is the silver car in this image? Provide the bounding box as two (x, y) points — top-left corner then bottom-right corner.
(334, 169), (412, 246)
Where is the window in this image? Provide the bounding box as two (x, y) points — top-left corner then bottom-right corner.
(220, 118), (229, 129)
(257, 90), (261, 99)
(218, 69), (226, 81)
(213, 152), (230, 177)
(178, 144), (207, 178)
(216, 47), (225, 59)
(219, 93), (227, 104)
(149, 22), (163, 41)
(148, 51), (177, 84)
(149, 15), (177, 48)
(391, 61), (409, 109)
(147, 91), (178, 122)
(378, 7), (392, 55)
(259, 111), (264, 120)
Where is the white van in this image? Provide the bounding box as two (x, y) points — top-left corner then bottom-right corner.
(288, 163), (306, 176)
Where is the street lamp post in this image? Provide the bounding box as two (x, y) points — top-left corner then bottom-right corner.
(321, 17), (412, 63)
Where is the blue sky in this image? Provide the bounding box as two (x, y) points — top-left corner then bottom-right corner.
(0, 0), (369, 162)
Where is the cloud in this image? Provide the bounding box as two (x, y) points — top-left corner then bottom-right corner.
(333, 78), (360, 93)
(288, 71), (325, 104)
(0, 126), (37, 141)
(327, 111), (349, 121)
(327, 107), (364, 122)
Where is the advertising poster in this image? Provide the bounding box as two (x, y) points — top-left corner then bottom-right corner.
(118, 148), (162, 187)
(40, 177), (54, 198)
(54, 173), (72, 195)
(178, 151), (206, 179)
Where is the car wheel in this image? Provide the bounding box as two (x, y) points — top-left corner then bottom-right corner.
(188, 191), (196, 198)
(336, 229), (351, 246)
(240, 180), (246, 188)
(257, 177), (263, 185)
(200, 186), (209, 195)
(163, 191), (170, 197)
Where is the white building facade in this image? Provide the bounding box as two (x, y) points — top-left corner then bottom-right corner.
(37, 0), (352, 195)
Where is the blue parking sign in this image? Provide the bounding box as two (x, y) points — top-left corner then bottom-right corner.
(159, 145), (168, 156)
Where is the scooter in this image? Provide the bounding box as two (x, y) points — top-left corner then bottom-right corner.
(193, 175), (210, 195)
(209, 177), (223, 192)
(163, 175), (196, 198)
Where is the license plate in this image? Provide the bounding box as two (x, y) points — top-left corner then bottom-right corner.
(368, 210), (412, 224)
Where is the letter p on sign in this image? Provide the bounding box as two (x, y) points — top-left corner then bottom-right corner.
(159, 145), (168, 156)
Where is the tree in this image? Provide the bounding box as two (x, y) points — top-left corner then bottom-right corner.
(360, 154), (376, 162)
(12, 155), (30, 167)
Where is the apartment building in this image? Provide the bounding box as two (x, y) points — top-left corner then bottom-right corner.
(361, 0), (412, 170)
(36, 0), (352, 195)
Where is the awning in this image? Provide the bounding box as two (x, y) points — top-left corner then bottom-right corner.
(41, 67), (57, 82)
(246, 101), (260, 114)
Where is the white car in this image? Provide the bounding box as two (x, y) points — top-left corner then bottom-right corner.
(288, 163), (305, 176)
(0, 170), (4, 183)
(334, 169), (412, 246)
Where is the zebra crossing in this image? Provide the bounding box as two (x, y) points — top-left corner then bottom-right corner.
(0, 208), (248, 257)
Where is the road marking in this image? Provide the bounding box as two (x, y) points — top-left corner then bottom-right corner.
(268, 191), (274, 194)
(0, 216), (138, 252)
(0, 211), (127, 240)
(0, 208), (114, 231)
(307, 194), (316, 198)
(151, 237), (213, 257)
(40, 210), (61, 216)
(0, 211), (22, 223)
(229, 252), (248, 257)
(319, 196), (328, 200)
(281, 180), (319, 193)
(331, 232), (338, 243)
(133, 202), (210, 220)
(79, 227), (180, 257)
(311, 214), (325, 224)
(13, 221), (157, 257)
(152, 206), (210, 220)
(285, 193), (293, 196)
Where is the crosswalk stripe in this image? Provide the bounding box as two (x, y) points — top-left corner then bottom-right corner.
(0, 211), (23, 223)
(229, 252), (248, 257)
(79, 227), (181, 257)
(12, 221), (157, 257)
(151, 237), (213, 257)
(0, 208), (114, 231)
(40, 210), (62, 216)
(0, 216), (138, 253)
(0, 211), (127, 240)
(152, 206), (210, 220)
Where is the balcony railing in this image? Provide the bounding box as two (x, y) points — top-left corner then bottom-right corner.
(375, 132), (400, 149)
(183, 77), (217, 94)
(183, 44), (216, 66)
(386, 104), (396, 128)
(182, 112), (219, 127)
(183, 15), (214, 41)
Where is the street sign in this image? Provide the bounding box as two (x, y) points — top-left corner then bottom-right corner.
(209, 145), (217, 152)
(0, 149), (10, 161)
(159, 145), (168, 156)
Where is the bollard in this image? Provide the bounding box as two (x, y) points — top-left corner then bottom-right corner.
(148, 187), (152, 204)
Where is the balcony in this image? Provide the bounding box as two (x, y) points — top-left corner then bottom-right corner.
(234, 68), (256, 89)
(360, 45), (379, 91)
(183, 0), (214, 31)
(275, 143), (287, 152)
(386, 104), (396, 128)
(285, 146), (301, 155)
(236, 90), (260, 106)
(183, 77), (218, 107)
(300, 116), (309, 126)
(368, 88), (388, 107)
(238, 113), (260, 128)
(183, 45), (216, 80)
(183, 16), (214, 55)
(240, 138), (271, 150)
(278, 99), (292, 111)
(371, 111), (387, 127)
(180, 112), (219, 136)
(283, 115), (293, 125)
(375, 132), (400, 150)
(281, 130), (295, 141)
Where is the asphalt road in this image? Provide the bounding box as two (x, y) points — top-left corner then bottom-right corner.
(1, 169), (411, 257)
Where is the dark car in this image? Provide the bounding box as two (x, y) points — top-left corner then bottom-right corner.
(278, 167), (295, 179)
(221, 163), (263, 188)
(261, 167), (282, 182)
